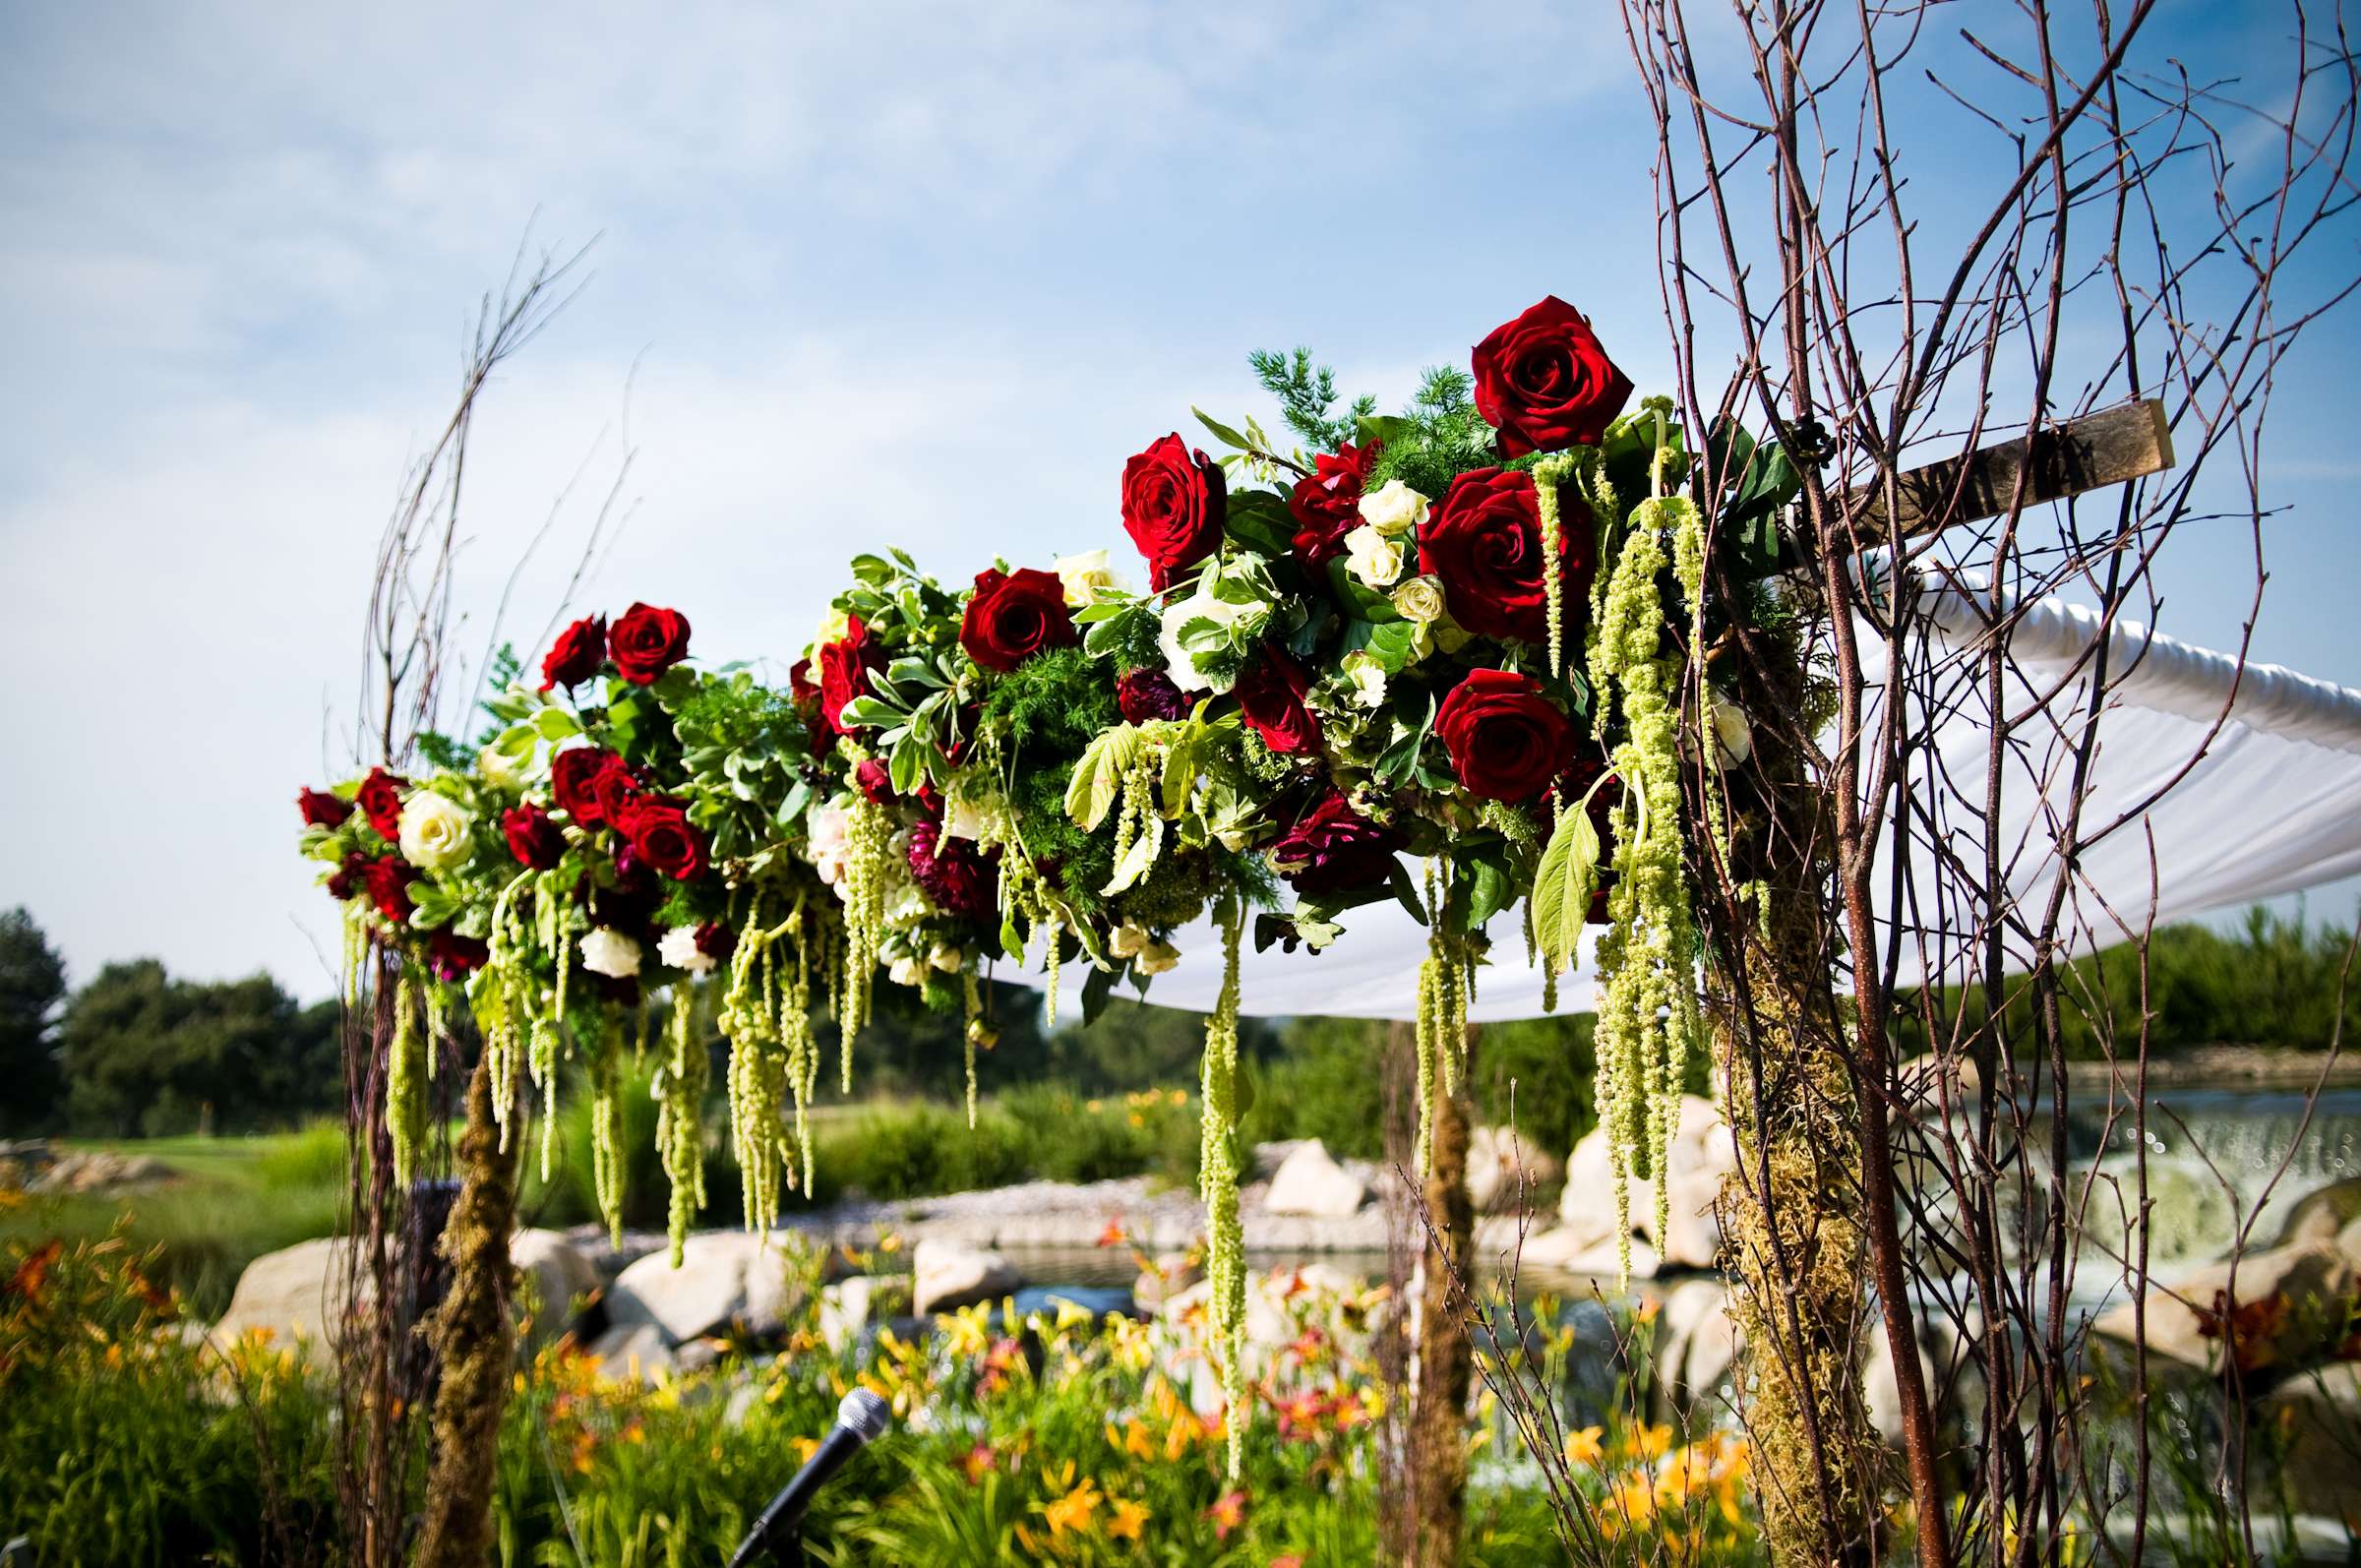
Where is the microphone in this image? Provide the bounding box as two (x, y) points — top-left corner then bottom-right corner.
(727, 1388), (893, 1567)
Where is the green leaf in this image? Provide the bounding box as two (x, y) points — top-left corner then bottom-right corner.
(836, 696), (904, 731)
(530, 707), (580, 742)
(888, 734), (925, 797)
(1464, 846), (1513, 930)
(1000, 911), (1026, 962)
(1324, 558), (1403, 623)
(1193, 407), (1252, 452)
(1063, 728), (1138, 831)
(1102, 812), (1163, 895)
(1531, 809), (1603, 972)
(1223, 490), (1295, 558)
(1081, 962), (1118, 1026)
(888, 657), (947, 690)
(1387, 858), (1427, 926)
(1355, 413), (1422, 451)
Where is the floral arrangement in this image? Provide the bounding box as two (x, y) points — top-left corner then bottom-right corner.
(296, 296), (1795, 1473)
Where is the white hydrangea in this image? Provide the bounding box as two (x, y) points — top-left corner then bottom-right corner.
(397, 792), (474, 873)
(1109, 922), (1150, 959)
(1054, 549), (1130, 608)
(657, 925), (717, 975)
(579, 928), (641, 980)
(886, 954), (927, 988)
(1157, 557), (1275, 694)
(1358, 478), (1429, 537)
(808, 803), (851, 889)
(929, 943), (965, 973)
(1341, 650), (1387, 709)
(1134, 939), (1181, 976)
(1342, 524), (1405, 590)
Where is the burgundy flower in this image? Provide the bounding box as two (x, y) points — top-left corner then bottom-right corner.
(1418, 466), (1592, 644)
(297, 788), (352, 829)
(1268, 791), (1406, 897)
(539, 614), (608, 692)
(502, 802), (566, 871)
(1288, 439), (1378, 571)
(609, 602), (691, 685)
(586, 858), (663, 934)
(1471, 296), (1634, 457)
(694, 921), (738, 964)
(1120, 434), (1228, 591)
(1234, 647), (1321, 755)
(362, 856), (418, 925)
(551, 748), (625, 827)
(326, 850), (370, 902)
(427, 930), (490, 981)
(1117, 668), (1190, 724)
(855, 757), (896, 804)
(617, 795), (708, 882)
(908, 817), (998, 922)
(818, 616), (888, 738)
(356, 768), (406, 840)
(1434, 669), (1573, 802)
(961, 567), (1079, 673)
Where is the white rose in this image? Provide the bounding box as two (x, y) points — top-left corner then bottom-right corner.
(887, 955), (927, 988)
(1709, 695), (1753, 768)
(943, 795), (992, 842)
(397, 792), (473, 873)
(1054, 549), (1130, 608)
(808, 804), (851, 888)
(657, 926), (717, 976)
(813, 607), (850, 656)
(929, 943), (964, 973)
(1358, 478), (1429, 537)
(1134, 939), (1180, 976)
(1341, 650), (1387, 709)
(579, 928), (641, 980)
(1342, 524), (1405, 590)
(1108, 923), (1150, 959)
(1390, 574), (1447, 624)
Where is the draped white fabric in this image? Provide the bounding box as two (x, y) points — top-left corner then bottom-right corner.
(1122, 584), (2361, 1021)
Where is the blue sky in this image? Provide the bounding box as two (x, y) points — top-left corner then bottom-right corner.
(2, 0), (2355, 998)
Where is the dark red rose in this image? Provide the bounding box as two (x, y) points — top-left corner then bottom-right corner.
(326, 850), (370, 902)
(1268, 791), (1406, 896)
(1471, 296), (1635, 457)
(854, 757), (895, 805)
(356, 768), (406, 840)
(502, 802), (566, 871)
(1288, 439), (1377, 571)
(1434, 669), (1573, 802)
(1117, 668), (1189, 724)
(297, 788), (352, 829)
(539, 614), (608, 692)
(591, 759), (645, 827)
(1234, 648), (1321, 755)
(961, 567), (1079, 673)
(609, 602), (692, 685)
(362, 856), (418, 925)
(551, 747), (625, 826)
(908, 817), (998, 922)
(1120, 434), (1227, 591)
(694, 921), (738, 963)
(427, 930), (490, 981)
(585, 858), (663, 934)
(618, 795), (707, 881)
(1418, 467), (1592, 644)
(818, 616), (887, 738)
(789, 657), (818, 715)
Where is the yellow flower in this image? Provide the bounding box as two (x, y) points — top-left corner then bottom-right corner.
(1106, 1496), (1150, 1542)
(1626, 1421), (1673, 1462)
(1565, 1425), (1605, 1467)
(1041, 1476), (1104, 1538)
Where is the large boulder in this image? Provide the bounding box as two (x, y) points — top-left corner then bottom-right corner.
(817, 1274), (914, 1355)
(1466, 1125), (1564, 1214)
(1557, 1095), (1730, 1269)
(2274, 1176), (2361, 1250)
(912, 1239), (1022, 1316)
(212, 1236), (350, 1360)
(30, 1149), (173, 1194)
(586, 1321), (677, 1382)
(2090, 1241), (2358, 1374)
(1262, 1139), (1368, 1218)
(1518, 1226), (1662, 1279)
(607, 1231), (806, 1345)
(1655, 1277), (1739, 1414)
(509, 1229), (598, 1344)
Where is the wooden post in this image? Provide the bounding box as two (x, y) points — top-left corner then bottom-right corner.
(1409, 1024), (1478, 1568)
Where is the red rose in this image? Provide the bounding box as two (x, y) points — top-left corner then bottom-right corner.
(1471, 296), (1635, 457)
(550, 747), (626, 827)
(818, 616), (887, 737)
(1434, 669), (1573, 802)
(1418, 467), (1592, 644)
(1268, 791), (1405, 896)
(1234, 647), (1321, 755)
(427, 929), (490, 981)
(539, 614), (608, 692)
(356, 767), (406, 840)
(297, 788), (352, 829)
(694, 921), (738, 963)
(609, 602), (691, 685)
(1288, 439), (1377, 571)
(1121, 434), (1227, 591)
(961, 567), (1079, 673)
(362, 856), (418, 925)
(502, 803), (566, 871)
(591, 759), (645, 826)
(1117, 668), (1189, 724)
(618, 795), (707, 881)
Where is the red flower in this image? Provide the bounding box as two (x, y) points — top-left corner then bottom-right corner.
(592, 759), (646, 826)
(617, 796), (707, 882)
(1234, 648), (1321, 755)
(608, 602), (691, 685)
(818, 616), (887, 738)
(1418, 467), (1591, 643)
(1471, 296), (1634, 457)
(550, 747), (627, 827)
(854, 757), (895, 804)
(908, 817), (998, 922)
(1121, 434), (1227, 591)
(1434, 669), (1573, 801)
(1288, 439), (1377, 571)
(296, 788), (351, 829)
(326, 851), (370, 902)
(539, 614), (608, 692)
(960, 567), (1078, 673)
(427, 930), (490, 980)
(502, 803), (566, 871)
(694, 921), (738, 964)
(356, 768), (407, 840)
(362, 856), (418, 925)
(1117, 668), (1189, 724)
(1268, 791), (1405, 896)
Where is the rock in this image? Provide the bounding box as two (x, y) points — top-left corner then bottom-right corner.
(509, 1230), (598, 1345)
(2258, 1364), (2361, 1517)
(586, 1321), (676, 1382)
(1250, 1140), (1306, 1179)
(1557, 1095), (1730, 1269)
(912, 1239), (1022, 1316)
(1466, 1125), (1564, 1214)
(2090, 1241), (2357, 1373)
(817, 1275), (913, 1355)
(606, 1231), (809, 1345)
(674, 1338), (725, 1374)
(1262, 1140), (1368, 1218)
(211, 1237), (350, 1361)
(30, 1150), (174, 1194)
(2275, 1176), (2361, 1249)
(1133, 1251), (1204, 1314)
(1518, 1227), (1661, 1279)
(1656, 1278), (1739, 1413)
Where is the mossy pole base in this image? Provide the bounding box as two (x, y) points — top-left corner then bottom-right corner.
(1409, 1023), (1477, 1568)
(412, 1052), (521, 1568)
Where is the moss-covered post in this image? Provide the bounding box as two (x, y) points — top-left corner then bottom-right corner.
(413, 1051), (521, 1568)
(1410, 1023), (1477, 1568)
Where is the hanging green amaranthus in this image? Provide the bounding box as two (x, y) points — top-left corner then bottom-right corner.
(657, 987), (708, 1266)
(388, 970), (426, 1187)
(1198, 897), (1247, 1479)
(839, 792), (895, 1077)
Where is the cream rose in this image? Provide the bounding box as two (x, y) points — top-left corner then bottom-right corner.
(1134, 939), (1180, 976)
(397, 792), (474, 872)
(1342, 524), (1405, 590)
(1054, 548), (1130, 608)
(579, 928), (641, 980)
(1358, 478), (1429, 537)
(1390, 574), (1447, 624)
(1108, 922), (1150, 959)
(477, 743), (530, 793)
(656, 926), (717, 976)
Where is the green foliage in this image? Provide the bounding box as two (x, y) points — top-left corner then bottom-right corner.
(983, 647), (1121, 913)
(56, 960), (341, 1137)
(0, 907), (66, 1133)
(1247, 345), (1374, 452)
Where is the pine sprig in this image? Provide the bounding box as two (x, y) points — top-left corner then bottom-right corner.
(1247, 346), (1371, 452)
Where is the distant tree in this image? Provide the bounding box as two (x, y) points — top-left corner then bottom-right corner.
(0, 908), (67, 1132)
(57, 961), (341, 1136)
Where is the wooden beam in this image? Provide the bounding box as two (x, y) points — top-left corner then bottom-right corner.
(1819, 397), (2173, 552)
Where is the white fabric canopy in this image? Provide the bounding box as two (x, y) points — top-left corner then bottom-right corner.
(1126, 583), (2361, 1020)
